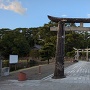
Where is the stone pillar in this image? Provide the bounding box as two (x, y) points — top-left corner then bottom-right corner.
(0, 59), (2, 76)
(80, 22), (83, 27)
(53, 21), (65, 79)
(75, 50), (77, 60)
(86, 48), (88, 61)
(77, 50), (79, 60)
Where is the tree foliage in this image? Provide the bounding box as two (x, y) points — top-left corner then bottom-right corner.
(0, 27), (41, 59)
(0, 29), (34, 58)
(39, 43), (55, 64)
(0, 22), (90, 59)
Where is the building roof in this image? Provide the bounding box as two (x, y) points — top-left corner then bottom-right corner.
(33, 44), (42, 50)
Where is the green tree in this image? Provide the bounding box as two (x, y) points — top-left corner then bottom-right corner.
(39, 43), (55, 64)
(14, 28), (35, 47)
(0, 30), (30, 58)
(65, 31), (84, 56)
(29, 49), (39, 59)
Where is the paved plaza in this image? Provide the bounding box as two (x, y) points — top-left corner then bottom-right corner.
(0, 61), (90, 90)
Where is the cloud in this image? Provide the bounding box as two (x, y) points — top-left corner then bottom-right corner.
(0, 0), (27, 15)
(61, 14), (67, 17)
(87, 14), (90, 18)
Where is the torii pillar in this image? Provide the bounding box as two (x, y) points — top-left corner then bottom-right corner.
(0, 57), (2, 77)
(53, 21), (65, 78)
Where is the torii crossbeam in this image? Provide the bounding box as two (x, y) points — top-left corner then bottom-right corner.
(48, 15), (90, 79)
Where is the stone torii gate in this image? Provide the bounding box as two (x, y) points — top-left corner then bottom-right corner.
(48, 15), (90, 79)
(74, 48), (90, 61)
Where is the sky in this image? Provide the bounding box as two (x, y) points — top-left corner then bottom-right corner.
(0, 0), (90, 29)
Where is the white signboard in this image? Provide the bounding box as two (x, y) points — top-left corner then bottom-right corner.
(9, 55), (18, 64)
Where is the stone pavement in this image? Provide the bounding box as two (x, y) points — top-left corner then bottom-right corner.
(0, 61), (90, 90)
(0, 61), (73, 81)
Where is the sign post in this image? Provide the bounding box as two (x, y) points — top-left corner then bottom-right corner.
(9, 55), (18, 71)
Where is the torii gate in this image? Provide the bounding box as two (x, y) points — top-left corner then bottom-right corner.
(74, 48), (90, 61)
(48, 15), (90, 79)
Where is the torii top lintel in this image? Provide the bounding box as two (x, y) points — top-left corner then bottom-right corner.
(48, 15), (90, 23)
